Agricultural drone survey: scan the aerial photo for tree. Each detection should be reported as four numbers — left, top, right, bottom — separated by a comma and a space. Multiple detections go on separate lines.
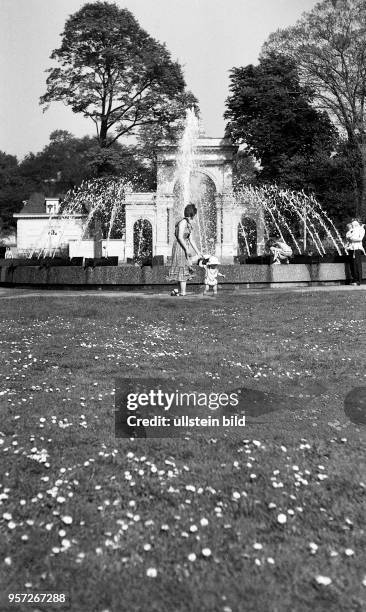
40, 2, 197, 149
0, 152, 27, 233
224, 53, 337, 185
262, 0, 366, 216
19, 130, 155, 195
19, 130, 97, 196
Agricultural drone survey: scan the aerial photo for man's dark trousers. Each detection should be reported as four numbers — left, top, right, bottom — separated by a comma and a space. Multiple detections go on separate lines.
350, 250, 363, 284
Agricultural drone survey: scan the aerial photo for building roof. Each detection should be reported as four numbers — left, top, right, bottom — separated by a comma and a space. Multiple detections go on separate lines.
18, 192, 46, 214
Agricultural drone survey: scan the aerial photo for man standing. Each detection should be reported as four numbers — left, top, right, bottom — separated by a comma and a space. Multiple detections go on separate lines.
346, 219, 365, 285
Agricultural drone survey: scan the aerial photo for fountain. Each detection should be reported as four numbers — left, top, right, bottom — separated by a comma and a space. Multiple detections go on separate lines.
3, 108, 361, 288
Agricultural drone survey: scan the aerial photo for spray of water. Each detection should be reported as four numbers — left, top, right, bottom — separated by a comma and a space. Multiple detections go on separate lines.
35, 178, 131, 258
173, 108, 218, 255
235, 184, 346, 256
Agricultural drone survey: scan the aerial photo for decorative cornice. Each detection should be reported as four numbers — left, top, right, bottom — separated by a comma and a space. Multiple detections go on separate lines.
13, 214, 87, 219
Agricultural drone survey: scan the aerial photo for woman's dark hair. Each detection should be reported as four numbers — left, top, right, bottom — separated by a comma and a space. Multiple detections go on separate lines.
184, 204, 197, 219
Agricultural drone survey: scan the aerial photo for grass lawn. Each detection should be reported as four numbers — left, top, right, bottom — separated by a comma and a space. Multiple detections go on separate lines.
0, 289, 365, 612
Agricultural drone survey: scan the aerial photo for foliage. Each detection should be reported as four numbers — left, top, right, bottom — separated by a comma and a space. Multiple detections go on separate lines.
0, 151, 26, 233
224, 52, 356, 227
19, 131, 155, 193
19, 131, 97, 196
262, 0, 366, 215
225, 53, 337, 173
40, 2, 197, 149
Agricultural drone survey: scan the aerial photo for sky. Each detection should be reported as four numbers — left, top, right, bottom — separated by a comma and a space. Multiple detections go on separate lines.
0, 0, 319, 160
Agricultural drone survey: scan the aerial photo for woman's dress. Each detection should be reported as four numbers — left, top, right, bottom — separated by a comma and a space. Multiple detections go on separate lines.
168, 218, 195, 282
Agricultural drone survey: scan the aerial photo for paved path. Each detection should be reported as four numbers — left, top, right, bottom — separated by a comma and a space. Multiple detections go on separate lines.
0, 285, 366, 300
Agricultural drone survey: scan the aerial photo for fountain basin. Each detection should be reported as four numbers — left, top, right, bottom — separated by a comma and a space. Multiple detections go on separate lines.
1, 260, 364, 289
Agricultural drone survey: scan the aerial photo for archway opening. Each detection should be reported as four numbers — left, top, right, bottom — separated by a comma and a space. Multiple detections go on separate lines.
238, 216, 257, 256
133, 219, 152, 264
173, 172, 217, 255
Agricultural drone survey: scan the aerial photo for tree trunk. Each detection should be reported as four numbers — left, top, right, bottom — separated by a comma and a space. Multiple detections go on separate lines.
99, 118, 108, 148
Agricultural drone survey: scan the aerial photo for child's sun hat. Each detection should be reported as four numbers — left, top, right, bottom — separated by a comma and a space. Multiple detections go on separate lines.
207, 255, 219, 265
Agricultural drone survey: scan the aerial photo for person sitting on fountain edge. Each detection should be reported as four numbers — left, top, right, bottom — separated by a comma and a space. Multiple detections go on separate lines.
268, 237, 293, 265
199, 255, 225, 296
345, 218, 365, 286
168, 204, 203, 296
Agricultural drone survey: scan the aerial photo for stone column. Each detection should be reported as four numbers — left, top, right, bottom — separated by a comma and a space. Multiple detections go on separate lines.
155, 195, 174, 260
256, 211, 266, 255
214, 194, 222, 258
221, 192, 235, 262
124, 204, 134, 260
93, 217, 103, 259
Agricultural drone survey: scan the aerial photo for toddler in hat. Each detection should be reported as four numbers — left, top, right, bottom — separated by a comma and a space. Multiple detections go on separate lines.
199, 255, 225, 296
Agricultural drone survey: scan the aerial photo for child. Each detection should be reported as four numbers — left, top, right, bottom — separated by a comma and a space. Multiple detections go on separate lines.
4, 247, 13, 259
199, 255, 225, 296
268, 238, 293, 264
345, 220, 366, 254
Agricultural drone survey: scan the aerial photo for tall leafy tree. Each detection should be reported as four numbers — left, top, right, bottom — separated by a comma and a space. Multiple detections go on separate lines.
40, 2, 196, 149
262, 0, 366, 216
224, 53, 337, 184
0, 152, 26, 233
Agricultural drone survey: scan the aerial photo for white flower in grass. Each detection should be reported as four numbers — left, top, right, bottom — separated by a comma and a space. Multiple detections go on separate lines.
200, 518, 209, 527
253, 543, 263, 550
315, 575, 332, 586
309, 542, 318, 554
202, 548, 211, 557
143, 544, 151, 552
61, 515, 72, 525
277, 513, 287, 525
362, 576, 366, 587
61, 539, 71, 550
3, 512, 12, 521
4, 557, 12, 566
8, 521, 16, 530
146, 567, 157, 578
188, 553, 197, 562
345, 548, 354, 556
189, 525, 198, 533
232, 491, 241, 500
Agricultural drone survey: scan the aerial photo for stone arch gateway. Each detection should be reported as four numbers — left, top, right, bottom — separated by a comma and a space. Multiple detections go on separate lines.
123, 136, 264, 263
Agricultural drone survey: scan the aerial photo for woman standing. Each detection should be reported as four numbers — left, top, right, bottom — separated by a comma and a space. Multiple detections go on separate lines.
168, 204, 202, 296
